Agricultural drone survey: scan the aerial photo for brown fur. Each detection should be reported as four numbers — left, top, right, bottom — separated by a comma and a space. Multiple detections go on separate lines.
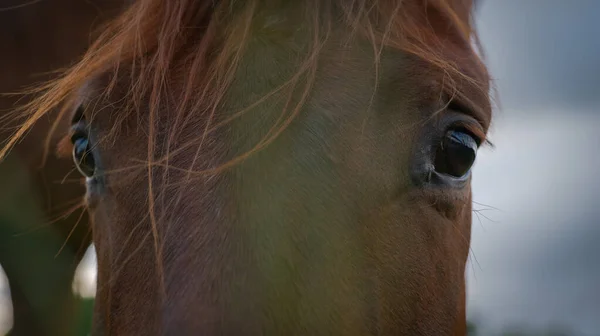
1, 0, 492, 335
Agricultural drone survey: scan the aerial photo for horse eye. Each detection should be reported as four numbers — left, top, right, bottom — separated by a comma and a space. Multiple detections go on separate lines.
71, 131, 96, 178
434, 130, 479, 178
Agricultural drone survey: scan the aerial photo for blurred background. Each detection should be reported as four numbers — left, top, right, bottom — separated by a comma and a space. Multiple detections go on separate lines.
468, 1, 600, 335
0, 0, 598, 335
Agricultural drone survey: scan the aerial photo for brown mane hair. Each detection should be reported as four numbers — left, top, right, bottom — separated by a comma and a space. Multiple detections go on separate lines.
0, 0, 488, 162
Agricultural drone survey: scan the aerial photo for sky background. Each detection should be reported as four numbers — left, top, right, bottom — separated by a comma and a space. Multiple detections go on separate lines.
1, 0, 600, 334
468, 0, 600, 334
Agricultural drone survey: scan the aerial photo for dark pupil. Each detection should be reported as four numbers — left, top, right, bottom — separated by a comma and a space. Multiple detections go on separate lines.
434, 130, 478, 178
73, 136, 95, 177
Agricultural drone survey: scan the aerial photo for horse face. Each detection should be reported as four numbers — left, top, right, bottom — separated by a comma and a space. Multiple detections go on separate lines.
68, 3, 491, 335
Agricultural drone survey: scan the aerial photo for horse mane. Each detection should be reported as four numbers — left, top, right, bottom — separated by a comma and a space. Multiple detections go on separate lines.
0, 0, 488, 161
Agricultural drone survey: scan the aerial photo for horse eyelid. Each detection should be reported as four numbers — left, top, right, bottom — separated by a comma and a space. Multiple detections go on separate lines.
445, 98, 489, 145
449, 121, 487, 147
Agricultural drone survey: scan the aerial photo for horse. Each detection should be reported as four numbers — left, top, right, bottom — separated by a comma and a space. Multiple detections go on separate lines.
1, 0, 493, 334
0, 1, 122, 334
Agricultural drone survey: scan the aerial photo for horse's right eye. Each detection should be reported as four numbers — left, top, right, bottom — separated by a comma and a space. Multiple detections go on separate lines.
71, 131, 96, 178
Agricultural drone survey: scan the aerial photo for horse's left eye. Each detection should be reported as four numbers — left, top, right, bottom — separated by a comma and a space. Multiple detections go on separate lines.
434, 130, 479, 178
71, 131, 96, 178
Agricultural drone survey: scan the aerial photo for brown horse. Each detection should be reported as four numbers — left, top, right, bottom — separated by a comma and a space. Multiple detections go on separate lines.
2, 0, 493, 334
0, 1, 122, 334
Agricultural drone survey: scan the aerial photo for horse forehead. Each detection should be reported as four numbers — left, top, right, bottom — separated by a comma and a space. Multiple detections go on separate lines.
78, 0, 490, 127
